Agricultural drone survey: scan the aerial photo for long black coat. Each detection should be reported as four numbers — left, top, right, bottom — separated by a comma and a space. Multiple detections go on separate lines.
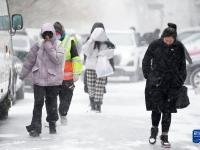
142, 39, 187, 113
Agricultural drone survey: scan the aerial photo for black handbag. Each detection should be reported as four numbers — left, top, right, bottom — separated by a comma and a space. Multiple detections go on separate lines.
176, 86, 190, 109
162, 55, 189, 109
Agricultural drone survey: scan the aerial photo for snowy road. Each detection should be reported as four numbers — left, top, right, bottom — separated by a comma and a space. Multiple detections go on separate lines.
0, 81, 200, 150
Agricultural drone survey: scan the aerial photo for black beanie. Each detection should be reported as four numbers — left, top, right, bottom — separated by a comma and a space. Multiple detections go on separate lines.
54, 21, 64, 34
161, 23, 177, 39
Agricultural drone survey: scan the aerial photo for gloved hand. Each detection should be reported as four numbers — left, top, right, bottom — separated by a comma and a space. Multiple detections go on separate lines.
51, 35, 57, 43
90, 28, 107, 41
43, 41, 53, 50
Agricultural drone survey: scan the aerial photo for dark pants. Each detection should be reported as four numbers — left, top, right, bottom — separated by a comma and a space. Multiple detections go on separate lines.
29, 85, 59, 133
58, 80, 75, 116
151, 111, 171, 133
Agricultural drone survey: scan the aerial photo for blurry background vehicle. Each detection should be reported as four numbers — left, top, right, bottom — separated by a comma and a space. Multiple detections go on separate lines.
178, 27, 200, 41
12, 30, 33, 87
12, 30, 33, 62
0, 0, 23, 119
179, 27, 200, 89
182, 33, 200, 59
186, 58, 200, 88
107, 30, 146, 82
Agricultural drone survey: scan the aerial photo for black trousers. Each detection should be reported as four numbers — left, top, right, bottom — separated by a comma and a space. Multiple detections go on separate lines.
58, 80, 75, 116
30, 85, 59, 133
151, 111, 171, 133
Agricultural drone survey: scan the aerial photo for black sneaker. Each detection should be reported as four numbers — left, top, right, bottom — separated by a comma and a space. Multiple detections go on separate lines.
160, 135, 171, 148
149, 127, 158, 144
49, 122, 56, 134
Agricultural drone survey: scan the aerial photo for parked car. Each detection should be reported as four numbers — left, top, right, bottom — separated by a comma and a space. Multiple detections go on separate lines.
178, 27, 200, 41
182, 33, 200, 59
182, 32, 200, 88
107, 31, 146, 81
13, 31, 33, 61
12, 31, 34, 86
186, 58, 200, 88
0, 0, 23, 119
178, 28, 200, 88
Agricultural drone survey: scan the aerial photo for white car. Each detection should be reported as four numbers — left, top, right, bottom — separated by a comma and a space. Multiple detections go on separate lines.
12, 33, 33, 87
178, 27, 200, 41
182, 33, 200, 59
107, 30, 147, 81
0, 0, 23, 119
13, 33, 32, 62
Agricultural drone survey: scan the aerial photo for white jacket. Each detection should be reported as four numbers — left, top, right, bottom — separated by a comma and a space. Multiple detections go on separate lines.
82, 28, 114, 70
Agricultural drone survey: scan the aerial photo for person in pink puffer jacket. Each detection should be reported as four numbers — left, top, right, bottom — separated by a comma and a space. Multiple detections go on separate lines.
20, 23, 65, 137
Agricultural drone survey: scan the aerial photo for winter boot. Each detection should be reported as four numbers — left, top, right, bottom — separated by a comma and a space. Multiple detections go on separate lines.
26, 125, 40, 137
29, 130, 40, 137
149, 127, 159, 144
160, 135, 171, 148
94, 102, 101, 113
90, 97, 95, 111
60, 115, 67, 125
49, 122, 56, 134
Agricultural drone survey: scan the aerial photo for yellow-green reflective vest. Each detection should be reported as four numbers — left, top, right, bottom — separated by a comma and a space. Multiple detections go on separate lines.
61, 35, 82, 80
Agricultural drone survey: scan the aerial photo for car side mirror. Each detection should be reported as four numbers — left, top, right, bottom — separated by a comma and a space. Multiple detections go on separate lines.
12, 14, 23, 31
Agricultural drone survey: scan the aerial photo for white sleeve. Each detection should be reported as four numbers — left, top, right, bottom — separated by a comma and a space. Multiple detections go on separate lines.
82, 38, 94, 56
98, 49, 114, 59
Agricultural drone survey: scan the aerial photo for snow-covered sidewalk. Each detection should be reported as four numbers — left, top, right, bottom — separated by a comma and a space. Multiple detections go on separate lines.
0, 81, 199, 150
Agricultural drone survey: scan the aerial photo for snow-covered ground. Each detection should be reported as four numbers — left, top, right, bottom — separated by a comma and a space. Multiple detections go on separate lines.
0, 81, 199, 150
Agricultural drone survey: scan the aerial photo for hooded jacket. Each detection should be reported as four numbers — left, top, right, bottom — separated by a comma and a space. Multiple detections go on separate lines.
20, 23, 65, 86
82, 28, 114, 70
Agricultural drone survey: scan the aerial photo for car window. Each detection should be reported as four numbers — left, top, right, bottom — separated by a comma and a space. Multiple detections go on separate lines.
107, 33, 135, 46
0, 0, 9, 31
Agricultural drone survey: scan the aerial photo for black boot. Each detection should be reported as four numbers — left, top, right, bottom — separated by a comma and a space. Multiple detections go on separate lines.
49, 122, 56, 134
160, 135, 171, 148
90, 97, 95, 111
94, 102, 101, 113
149, 127, 158, 144
26, 125, 40, 137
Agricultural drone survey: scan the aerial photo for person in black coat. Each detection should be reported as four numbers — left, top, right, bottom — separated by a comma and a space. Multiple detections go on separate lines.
142, 23, 187, 148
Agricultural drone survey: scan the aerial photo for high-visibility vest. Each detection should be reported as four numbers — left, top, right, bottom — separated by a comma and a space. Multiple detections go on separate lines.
62, 35, 83, 80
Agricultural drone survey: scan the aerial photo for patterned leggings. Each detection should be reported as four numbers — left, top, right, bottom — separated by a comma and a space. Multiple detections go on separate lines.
86, 69, 107, 103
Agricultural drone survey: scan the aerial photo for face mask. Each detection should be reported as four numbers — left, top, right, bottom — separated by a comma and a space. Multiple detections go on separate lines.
56, 34, 61, 40
56, 32, 61, 40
